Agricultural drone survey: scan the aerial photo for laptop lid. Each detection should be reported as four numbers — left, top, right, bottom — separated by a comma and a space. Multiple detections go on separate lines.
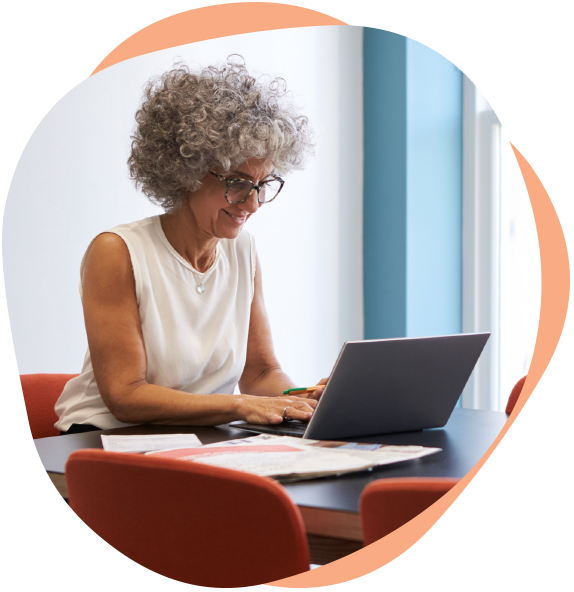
232, 333, 490, 440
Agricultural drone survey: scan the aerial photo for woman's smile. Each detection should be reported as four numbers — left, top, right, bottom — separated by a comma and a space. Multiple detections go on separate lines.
222, 209, 249, 224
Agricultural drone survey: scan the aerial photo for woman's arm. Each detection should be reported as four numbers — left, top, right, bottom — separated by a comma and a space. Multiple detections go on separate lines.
238, 253, 326, 401
82, 234, 315, 426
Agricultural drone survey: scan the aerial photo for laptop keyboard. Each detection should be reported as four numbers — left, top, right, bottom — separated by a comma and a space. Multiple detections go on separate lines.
231, 420, 308, 437
279, 420, 307, 434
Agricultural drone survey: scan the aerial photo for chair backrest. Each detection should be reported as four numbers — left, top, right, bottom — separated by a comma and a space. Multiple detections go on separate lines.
360, 477, 458, 546
20, 373, 78, 438
506, 376, 527, 414
66, 449, 310, 587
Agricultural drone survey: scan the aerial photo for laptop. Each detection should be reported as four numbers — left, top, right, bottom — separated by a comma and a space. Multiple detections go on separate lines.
231, 333, 490, 440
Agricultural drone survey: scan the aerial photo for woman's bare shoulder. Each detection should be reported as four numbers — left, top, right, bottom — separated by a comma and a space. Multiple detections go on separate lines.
81, 232, 134, 291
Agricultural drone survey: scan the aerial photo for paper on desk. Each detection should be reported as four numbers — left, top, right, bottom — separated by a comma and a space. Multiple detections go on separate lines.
147, 440, 372, 477
101, 433, 202, 453
193, 450, 373, 478
146, 434, 441, 482
147, 443, 302, 460
217, 434, 441, 466
278, 436, 441, 467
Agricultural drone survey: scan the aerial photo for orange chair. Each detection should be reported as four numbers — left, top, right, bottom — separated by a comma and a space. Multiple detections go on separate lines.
20, 373, 78, 439
506, 376, 527, 414
66, 449, 310, 587
360, 478, 459, 546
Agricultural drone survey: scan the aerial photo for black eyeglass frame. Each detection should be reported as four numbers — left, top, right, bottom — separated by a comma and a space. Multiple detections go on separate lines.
209, 171, 285, 204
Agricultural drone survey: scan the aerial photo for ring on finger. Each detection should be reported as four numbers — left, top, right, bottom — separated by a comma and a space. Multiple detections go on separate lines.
282, 406, 289, 420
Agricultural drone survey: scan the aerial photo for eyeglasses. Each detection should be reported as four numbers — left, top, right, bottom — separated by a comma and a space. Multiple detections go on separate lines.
209, 171, 285, 204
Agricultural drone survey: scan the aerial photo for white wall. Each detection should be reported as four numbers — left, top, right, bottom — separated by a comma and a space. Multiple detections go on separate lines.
3, 26, 363, 387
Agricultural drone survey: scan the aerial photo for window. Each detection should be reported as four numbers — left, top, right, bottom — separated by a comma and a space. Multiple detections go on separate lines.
462, 77, 539, 410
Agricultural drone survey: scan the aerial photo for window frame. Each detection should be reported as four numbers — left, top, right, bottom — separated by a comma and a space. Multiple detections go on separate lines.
461, 75, 501, 410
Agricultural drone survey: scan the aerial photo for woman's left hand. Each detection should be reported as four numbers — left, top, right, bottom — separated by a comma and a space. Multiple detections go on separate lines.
301, 377, 328, 400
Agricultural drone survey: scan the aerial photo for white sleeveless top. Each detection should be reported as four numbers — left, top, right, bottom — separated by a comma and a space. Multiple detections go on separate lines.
54, 215, 256, 431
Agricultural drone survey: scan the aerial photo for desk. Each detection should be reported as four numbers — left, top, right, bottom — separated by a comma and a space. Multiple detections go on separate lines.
35, 408, 507, 564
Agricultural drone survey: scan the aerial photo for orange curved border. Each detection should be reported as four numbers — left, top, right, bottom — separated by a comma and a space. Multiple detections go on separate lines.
86, 4, 570, 588
91, 3, 345, 75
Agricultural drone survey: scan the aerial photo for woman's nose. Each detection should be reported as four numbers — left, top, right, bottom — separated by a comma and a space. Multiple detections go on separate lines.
239, 189, 261, 214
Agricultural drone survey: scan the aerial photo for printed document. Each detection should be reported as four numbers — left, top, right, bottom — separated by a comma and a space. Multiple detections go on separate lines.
101, 433, 202, 453
146, 434, 441, 482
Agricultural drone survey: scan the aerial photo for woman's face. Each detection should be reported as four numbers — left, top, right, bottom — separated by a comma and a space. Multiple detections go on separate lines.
184, 159, 272, 240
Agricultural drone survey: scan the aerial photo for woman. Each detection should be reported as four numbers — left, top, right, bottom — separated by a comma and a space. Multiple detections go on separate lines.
54, 58, 324, 434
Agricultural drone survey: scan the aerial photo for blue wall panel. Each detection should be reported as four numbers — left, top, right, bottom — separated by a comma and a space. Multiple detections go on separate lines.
406, 39, 463, 337
363, 29, 408, 339
363, 29, 463, 339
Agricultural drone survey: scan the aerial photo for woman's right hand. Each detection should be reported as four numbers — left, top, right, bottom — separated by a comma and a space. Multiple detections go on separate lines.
236, 395, 318, 425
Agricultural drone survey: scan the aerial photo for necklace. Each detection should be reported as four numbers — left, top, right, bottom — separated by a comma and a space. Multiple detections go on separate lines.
164, 216, 218, 295
194, 266, 215, 295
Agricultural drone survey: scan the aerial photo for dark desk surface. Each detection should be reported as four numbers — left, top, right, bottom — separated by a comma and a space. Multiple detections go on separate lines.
36, 408, 507, 514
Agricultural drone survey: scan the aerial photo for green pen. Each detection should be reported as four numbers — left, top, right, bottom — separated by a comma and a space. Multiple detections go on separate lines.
283, 386, 321, 395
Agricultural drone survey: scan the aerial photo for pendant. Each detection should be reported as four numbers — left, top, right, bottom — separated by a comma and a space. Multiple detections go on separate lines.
197, 284, 205, 295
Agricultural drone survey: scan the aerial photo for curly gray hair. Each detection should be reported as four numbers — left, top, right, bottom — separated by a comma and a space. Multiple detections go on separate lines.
128, 56, 316, 212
